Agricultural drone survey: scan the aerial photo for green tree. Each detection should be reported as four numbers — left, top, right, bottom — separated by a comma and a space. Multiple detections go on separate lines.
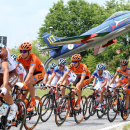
85, 54, 97, 73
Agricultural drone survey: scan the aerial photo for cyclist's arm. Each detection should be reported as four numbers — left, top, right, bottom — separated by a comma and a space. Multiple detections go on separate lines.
124, 75, 130, 88
93, 77, 97, 86
101, 79, 107, 89
47, 72, 56, 85
43, 74, 49, 84
19, 75, 24, 83
2, 61, 9, 89
60, 71, 70, 83
109, 73, 118, 86
24, 66, 35, 84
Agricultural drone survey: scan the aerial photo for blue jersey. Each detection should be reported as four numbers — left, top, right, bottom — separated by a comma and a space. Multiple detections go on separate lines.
54, 66, 68, 77
92, 70, 108, 82
46, 68, 52, 75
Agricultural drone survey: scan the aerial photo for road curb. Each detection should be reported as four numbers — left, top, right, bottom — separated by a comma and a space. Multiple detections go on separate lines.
116, 121, 130, 130
100, 121, 130, 130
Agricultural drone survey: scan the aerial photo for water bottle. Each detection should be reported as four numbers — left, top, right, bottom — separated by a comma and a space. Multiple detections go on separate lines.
2, 103, 9, 116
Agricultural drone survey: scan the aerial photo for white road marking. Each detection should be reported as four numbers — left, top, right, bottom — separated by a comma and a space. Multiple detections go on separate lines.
100, 121, 130, 130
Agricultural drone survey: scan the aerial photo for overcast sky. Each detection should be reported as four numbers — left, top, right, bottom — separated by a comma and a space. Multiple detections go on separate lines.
0, 0, 120, 49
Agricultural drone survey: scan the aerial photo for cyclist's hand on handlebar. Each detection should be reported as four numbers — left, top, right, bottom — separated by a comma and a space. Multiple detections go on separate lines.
46, 84, 51, 88
90, 85, 94, 89
122, 87, 126, 92
57, 81, 62, 87
40, 83, 46, 90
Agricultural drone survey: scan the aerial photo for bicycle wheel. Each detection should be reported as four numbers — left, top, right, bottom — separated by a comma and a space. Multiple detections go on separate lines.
88, 95, 96, 116
40, 94, 53, 122
24, 96, 42, 130
97, 96, 107, 119
12, 99, 26, 130
104, 95, 112, 115
55, 95, 70, 126
107, 95, 118, 122
84, 96, 91, 120
74, 96, 87, 124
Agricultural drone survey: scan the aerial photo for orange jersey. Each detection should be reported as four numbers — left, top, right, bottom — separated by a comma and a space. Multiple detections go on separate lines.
67, 63, 90, 77
116, 67, 130, 78
16, 54, 44, 73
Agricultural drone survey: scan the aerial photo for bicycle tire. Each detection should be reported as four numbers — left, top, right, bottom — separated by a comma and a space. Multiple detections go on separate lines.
24, 96, 42, 130
40, 94, 53, 122
88, 95, 96, 116
107, 95, 118, 122
14, 99, 26, 130
84, 95, 92, 120
97, 96, 107, 119
55, 95, 70, 126
74, 96, 87, 124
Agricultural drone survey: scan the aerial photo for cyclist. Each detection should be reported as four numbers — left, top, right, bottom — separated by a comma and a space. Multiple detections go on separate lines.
10, 54, 27, 83
59, 54, 91, 111
102, 63, 111, 88
47, 58, 76, 99
16, 42, 45, 111
0, 44, 19, 121
43, 62, 57, 85
109, 59, 130, 119
91, 63, 108, 110
109, 73, 118, 95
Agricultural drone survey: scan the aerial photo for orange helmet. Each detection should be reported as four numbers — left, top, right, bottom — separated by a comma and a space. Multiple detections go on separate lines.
19, 42, 32, 50
71, 54, 81, 61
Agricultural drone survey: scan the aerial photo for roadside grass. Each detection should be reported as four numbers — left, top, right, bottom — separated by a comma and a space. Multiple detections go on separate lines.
123, 124, 130, 130
35, 88, 92, 98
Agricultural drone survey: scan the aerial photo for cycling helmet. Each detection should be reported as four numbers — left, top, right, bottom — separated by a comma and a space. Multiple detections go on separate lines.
120, 59, 128, 66
49, 62, 57, 69
71, 54, 81, 61
19, 42, 32, 50
110, 73, 115, 78
96, 63, 104, 71
57, 58, 67, 66
10, 54, 17, 61
102, 63, 106, 69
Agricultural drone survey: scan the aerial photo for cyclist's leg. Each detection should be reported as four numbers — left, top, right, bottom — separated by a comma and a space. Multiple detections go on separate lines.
52, 76, 60, 98
27, 70, 45, 111
60, 76, 69, 97
75, 75, 91, 110
2, 69, 19, 120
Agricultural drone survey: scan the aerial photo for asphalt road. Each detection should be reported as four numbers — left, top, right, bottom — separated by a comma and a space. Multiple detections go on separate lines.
11, 111, 130, 130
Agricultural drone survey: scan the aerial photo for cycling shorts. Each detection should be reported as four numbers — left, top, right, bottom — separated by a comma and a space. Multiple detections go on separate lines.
73, 73, 91, 87
33, 69, 45, 84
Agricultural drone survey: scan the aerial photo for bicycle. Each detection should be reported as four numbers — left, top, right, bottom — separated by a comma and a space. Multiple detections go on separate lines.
13, 82, 42, 130
40, 85, 61, 122
86, 87, 108, 119
107, 87, 130, 122
55, 85, 87, 126
0, 82, 26, 130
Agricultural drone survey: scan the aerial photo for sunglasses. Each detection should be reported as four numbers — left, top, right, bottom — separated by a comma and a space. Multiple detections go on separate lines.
20, 50, 27, 53
121, 65, 127, 68
72, 61, 77, 64
58, 65, 64, 67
